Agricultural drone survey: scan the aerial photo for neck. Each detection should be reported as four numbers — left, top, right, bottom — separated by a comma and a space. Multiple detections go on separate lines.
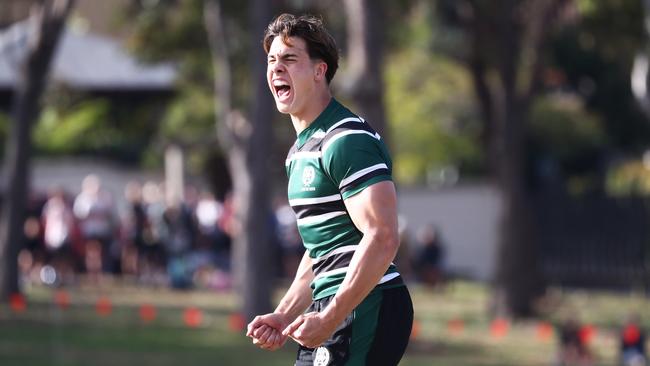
290, 88, 332, 135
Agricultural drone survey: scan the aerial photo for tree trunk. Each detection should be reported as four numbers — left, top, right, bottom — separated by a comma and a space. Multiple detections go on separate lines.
0, 0, 74, 300
342, 0, 390, 147
456, 0, 571, 318
204, 0, 273, 322
490, 8, 542, 316
492, 103, 543, 317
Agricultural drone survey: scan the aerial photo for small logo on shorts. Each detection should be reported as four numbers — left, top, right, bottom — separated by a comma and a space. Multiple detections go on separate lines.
314, 346, 331, 366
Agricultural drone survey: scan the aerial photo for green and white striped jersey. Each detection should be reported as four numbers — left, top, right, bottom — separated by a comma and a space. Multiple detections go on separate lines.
285, 98, 403, 300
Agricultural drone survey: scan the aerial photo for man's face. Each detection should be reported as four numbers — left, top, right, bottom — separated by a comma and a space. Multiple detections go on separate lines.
267, 36, 323, 116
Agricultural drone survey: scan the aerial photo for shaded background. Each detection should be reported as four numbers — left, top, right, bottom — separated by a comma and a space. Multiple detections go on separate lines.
0, 0, 649, 365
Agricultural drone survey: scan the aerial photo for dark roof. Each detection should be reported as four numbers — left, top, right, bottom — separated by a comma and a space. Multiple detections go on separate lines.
0, 20, 176, 91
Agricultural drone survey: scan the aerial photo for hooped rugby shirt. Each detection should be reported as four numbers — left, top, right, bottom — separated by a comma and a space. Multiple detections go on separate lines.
285, 98, 404, 300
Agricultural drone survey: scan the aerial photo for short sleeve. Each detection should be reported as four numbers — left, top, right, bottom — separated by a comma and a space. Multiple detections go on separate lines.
322, 132, 392, 200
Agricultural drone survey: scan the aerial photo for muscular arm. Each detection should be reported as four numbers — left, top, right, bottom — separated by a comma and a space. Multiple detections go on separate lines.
283, 181, 400, 347
320, 181, 399, 328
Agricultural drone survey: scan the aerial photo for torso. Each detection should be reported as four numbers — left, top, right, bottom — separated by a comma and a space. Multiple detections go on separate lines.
285, 98, 403, 299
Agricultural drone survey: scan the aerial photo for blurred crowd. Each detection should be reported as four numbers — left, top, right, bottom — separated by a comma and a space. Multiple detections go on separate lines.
19, 174, 235, 289
17, 174, 447, 291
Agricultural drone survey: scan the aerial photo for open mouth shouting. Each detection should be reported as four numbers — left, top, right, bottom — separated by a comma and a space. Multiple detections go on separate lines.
273, 79, 292, 103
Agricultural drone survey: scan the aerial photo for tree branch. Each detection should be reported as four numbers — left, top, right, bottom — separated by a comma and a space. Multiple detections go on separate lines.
203, 0, 238, 149
463, 1, 495, 159
522, 0, 572, 101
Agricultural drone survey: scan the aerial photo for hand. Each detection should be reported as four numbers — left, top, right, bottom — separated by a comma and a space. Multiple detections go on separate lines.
282, 312, 337, 349
250, 324, 286, 350
246, 313, 289, 351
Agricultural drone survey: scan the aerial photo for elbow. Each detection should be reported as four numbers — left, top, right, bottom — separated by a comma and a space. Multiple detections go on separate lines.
370, 226, 400, 259
385, 228, 400, 253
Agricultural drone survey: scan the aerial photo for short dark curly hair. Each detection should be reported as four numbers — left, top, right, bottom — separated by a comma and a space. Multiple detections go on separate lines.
263, 14, 339, 84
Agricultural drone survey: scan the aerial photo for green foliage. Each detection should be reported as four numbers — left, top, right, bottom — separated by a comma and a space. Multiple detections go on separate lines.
30, 93, 162, 163
0, 111, 7, 132
432, 0, 650, 194
576, 0, 598, 14
551, 0, 650, 153
384, 0, 434, 52
529, 94, 606, 162
579, 0, 645, 63
123, 0, 250, 106
606, 160, 650, 196
160, 86, 215, 143
119, 0, 256, 172
527, 94, 609, 194
538, 0, 650, 194
385, 4, 481, 185
122, 0, 216, 156
125, 0, 211, 66
33, 99, 112, 153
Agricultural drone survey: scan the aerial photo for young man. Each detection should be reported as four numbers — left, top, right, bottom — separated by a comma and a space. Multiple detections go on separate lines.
246, 14, 413, 366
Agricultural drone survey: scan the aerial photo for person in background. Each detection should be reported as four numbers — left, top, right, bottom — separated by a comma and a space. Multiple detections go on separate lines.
73, 174, 117, 280
556, 313, 593, 366
41, 188, 77, 284
620, 313, 647, 366
412, 223, 445, 288
162, 191, 196, 289
121, 181, 148, 278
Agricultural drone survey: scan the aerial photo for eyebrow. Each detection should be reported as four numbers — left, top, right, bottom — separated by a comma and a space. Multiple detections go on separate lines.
268, 52, 300, 61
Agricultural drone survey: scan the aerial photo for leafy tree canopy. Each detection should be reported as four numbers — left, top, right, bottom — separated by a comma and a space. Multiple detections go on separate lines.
385, 2, 482, 185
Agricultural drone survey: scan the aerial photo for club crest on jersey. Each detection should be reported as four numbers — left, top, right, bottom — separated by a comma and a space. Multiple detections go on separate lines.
302, 166, 316, 191
314, 346, 331, 366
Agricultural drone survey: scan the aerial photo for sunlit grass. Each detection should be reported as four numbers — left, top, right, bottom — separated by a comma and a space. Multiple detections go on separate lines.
0, 280, 647, 366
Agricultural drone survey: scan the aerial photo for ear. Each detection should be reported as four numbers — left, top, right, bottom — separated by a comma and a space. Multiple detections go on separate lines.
314, 61, 328, 82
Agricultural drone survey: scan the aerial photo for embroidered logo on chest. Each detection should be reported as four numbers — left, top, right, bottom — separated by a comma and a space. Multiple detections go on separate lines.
314, 346, 331, 366
302, 166, 316, 191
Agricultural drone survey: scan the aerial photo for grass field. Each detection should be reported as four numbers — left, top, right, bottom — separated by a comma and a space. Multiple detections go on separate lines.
0, 280, 648, 366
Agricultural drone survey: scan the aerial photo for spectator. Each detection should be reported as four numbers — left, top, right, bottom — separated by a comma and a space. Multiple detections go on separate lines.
121, 181, 148, 277
620, 313, 647, 366
195, 191, 222, 247
139, 181, 168, 285
412, 223, 445, 287
73, 174, 117, 279
41, 188, 77, 284
556, 315, 593, 366
162, 195, 196, 289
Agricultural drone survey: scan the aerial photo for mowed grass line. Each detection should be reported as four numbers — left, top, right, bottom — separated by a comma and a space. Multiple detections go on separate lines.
0, 281, 647, 366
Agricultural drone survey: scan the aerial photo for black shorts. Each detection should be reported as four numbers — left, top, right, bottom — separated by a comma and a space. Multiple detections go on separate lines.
295, 285, 413, 366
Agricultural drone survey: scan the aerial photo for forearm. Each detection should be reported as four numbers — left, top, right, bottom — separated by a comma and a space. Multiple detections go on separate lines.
320, 231, 398, 326
274, 251, 314, 322
279, 182, 401, 349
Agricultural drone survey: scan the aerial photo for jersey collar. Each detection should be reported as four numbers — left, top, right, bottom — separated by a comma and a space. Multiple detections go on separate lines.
296, 98, 341, 149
